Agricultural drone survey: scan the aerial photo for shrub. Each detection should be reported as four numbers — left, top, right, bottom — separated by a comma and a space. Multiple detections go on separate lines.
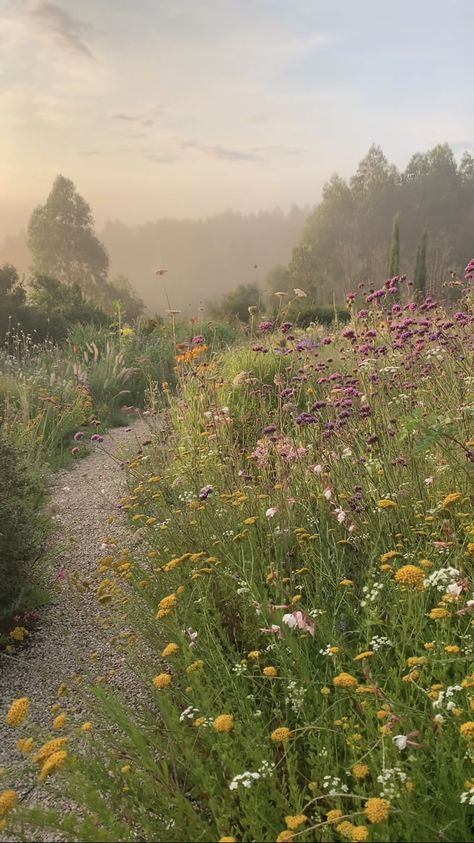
0, 432, 47, 625
288, 303, 351, 326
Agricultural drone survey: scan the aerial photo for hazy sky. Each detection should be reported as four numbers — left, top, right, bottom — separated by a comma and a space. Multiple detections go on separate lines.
0, 0, 473, 235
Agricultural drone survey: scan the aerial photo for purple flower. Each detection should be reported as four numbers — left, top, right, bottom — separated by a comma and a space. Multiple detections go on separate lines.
74, 431, 84, 441
259, 320, 274, 334
263, 424, 277, 434
199, 484, 214, 501
295, 412, 317, 426
91, 434, 104, 443
192, 335, 205, 345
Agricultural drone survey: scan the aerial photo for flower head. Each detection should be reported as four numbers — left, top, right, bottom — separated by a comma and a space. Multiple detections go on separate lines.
394, 565, 424, 589
153, 673, 172, 689
213, 714, 234, 733
271, 726, 292, 742
5, 697, 29, 727
365, 797, 390, 823
0, 789, 17, 818
39, 750, 68, 782
333, 672, 358, 688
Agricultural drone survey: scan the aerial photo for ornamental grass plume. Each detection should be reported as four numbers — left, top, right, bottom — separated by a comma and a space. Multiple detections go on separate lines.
5, 697, 29, 727
39, 749, 68, 782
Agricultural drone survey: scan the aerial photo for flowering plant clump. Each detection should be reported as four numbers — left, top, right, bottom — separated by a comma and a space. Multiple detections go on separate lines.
3, 277, 474, 842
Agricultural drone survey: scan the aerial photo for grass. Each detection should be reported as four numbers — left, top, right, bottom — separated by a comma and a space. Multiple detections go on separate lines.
2, 280, 474, 842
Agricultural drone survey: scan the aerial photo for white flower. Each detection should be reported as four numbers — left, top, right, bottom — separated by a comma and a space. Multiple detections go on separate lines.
282, 613, 297, 629
266, 507, 278, 518
323, 487, 332, 500
293, 287, 307, 298
393, 734, 408, 751
313, 464, 323, 474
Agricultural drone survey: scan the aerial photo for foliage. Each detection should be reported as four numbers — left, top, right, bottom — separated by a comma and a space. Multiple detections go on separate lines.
414, 230, 428, 300
0, 432, 47, 627
388, 212, 400, 277
4, 272, 474, 842
28, 175, 109, 300
0, 264, 26, 336
287, 303, 351, 327
209, 282, 262, 322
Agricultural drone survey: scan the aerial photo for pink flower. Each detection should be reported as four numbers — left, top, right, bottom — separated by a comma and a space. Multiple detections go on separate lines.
259, 624, 282, 639
282, 611, 316, 637
266, 507, 278, 518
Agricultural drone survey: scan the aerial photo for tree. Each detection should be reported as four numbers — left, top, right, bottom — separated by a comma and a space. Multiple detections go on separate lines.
28, 176, 109, 299
102, 274, 145, 321
209, 283, 261, 322
388, 212, 400, 276
414, 230, 428, 299
0, 263, 26, 334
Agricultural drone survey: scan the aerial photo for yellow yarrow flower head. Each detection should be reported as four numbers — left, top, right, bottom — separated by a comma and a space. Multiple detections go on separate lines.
377, 499, 396, 509
213, 714, 234, 733
352, 763, 370, 779
429, 607, 450, 620
218, 838, 238, 842
326, 809, 343, 823
39, 750, 68, 782
336, 821, 354, 837
394, 565, 424, 589
441, 492, 462, 508
6, 697, 29, 727
186, 660, 204, 673
285, 814, 307, 829
52, 713, 68, 731
80, 722, 93, 732
351, 827, 369, 842
263, 666, 278, 677
161, 643, 179, 657
271, 726, 291, 742
153, 673, 172, 689
0, 789, 17, 818
333, 672, 358, 688
460, 721, 474, 740
16, 737, 35, 754
276, 832, 294, 843
365, 797, 390, 823
354, 651, 374, 661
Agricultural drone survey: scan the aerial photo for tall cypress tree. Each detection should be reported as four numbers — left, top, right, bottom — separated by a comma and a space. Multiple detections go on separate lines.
388, 212, 400, 276
414, 229, 428, 299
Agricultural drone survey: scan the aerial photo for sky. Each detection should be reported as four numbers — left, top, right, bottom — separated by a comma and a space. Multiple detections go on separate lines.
0, 0, 473, 236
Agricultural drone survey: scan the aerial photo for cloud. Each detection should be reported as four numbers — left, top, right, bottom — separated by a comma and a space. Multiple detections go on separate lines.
182, 141, 263, 162
28, 1, 95, 59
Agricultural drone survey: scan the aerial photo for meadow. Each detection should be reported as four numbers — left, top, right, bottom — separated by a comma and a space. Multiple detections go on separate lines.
1, 272, 474, 842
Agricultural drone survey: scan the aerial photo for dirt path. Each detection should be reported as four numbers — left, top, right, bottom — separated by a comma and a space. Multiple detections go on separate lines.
0, 419, 155, 805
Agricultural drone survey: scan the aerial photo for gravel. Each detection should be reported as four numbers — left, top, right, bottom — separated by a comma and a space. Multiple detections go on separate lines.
0, 419, 156, 836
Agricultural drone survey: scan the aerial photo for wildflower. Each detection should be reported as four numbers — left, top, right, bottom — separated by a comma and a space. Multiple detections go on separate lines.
34, 737, 69, 763
380, 550, 401, 562
429, 607, 450, 620
354, 651, 374, 661
460, 721, 474, 740
263, 666, 278, 677
0, 790, 17, 817
271, 726, 292, 742
121, 765, 131, 774
327, 809, 344, 823
394, 565, 424, 589
214, 714, 234, 733
365, 797, 390, 823
244, 516, 257, 525
282, 611, 315, 636
6, 697, 29, 727
161, 643, 179, 657
248, 650, 261, 661
351, 828, 369, 842
336, 821, 354, 837
219, 838, 238, 843
17, 738, 35, 753
276, 832, 294, 843
186, 660, 204, 673
352, 763, 370, 779
266, 507, 278, 518
153, 673, 172, 689
52, 713, 67, 731
445, 645, 460, 654
377, 499, 396, 509
39, 750, 68, 782
340, 579, 353, 587
321, 686, 331, 696
193, 717, 206, 727
285, 814, 307, 829
80, 722, 93, 732
441, 493, 462, 508
333, 672, 358, 688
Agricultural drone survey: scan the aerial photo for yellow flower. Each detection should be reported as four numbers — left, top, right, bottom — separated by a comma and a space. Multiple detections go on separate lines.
156, 593, 177, 620
80, 722, 93, 732
407, 656, 428, 667
340, 579, 354, 586
377, 499, 396, 509
394, 565, 424, 589
419, 559, 433, 569
248, 650, 261, 661
380, 550, 401, 562
213, 714, 234, 733
354, 651, 374, 661
57, 683, 68, 698
285, 814, 307, 829
218, 838, 238, 842
351, 827, 369, 842
460, 721, 474, 740
243, 517, 257, 525
0, 789, 17, 818
263, 666, 278, 677
271, 726, 292, 742
326, 809, 343, 823
39, 750, 68, 782
365, 797, 390, 823
121, 765, 132, 774
352, 763, 370, 779
153, 673, 172, 689
333, 672, 358, 688
321, 686, 331, 696
52, 713, 68, 731
193, 717, 206, 728
441, 493, 462, 508
445, 645, 460, 654
16, 738, 35, 754
336, 821, 354, 838
5, 697, 29, 727
186, 660, 204, 673
33, 737, 69, 764
429, 607, 450, 620
161, 643, 179, 658
9, 626, 28, 642
276, 832, 294, 842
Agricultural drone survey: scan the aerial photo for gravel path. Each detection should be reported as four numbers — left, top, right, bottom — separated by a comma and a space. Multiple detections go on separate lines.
0, 419, 156, 820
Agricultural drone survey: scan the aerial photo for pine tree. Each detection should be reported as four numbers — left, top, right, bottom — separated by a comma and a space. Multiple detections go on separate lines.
414, 230, 428, 300
389, 212, 400, 276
